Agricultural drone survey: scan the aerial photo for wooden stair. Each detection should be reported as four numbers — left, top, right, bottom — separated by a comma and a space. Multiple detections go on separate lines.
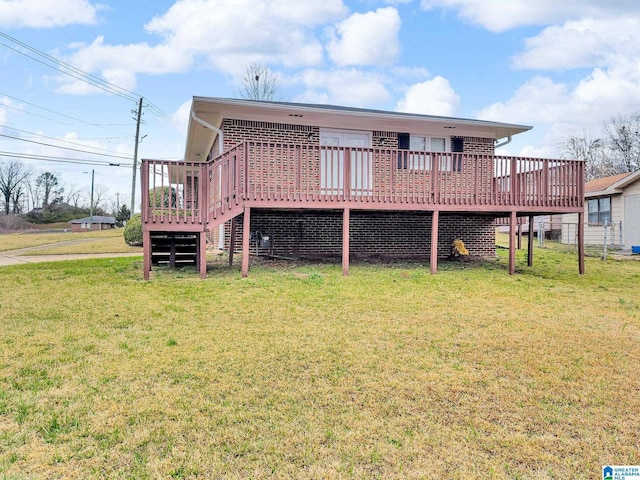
150, 233, 199, 268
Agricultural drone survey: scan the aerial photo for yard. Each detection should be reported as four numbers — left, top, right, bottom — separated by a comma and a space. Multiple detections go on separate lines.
0, 246, 639, 478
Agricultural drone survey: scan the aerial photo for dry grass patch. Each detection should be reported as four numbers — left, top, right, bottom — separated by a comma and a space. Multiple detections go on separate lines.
0, 248, 639, 478
0, 229, 140, 254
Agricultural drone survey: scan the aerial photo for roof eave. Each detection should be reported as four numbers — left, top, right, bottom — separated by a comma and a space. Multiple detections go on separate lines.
186, 97, 533, 162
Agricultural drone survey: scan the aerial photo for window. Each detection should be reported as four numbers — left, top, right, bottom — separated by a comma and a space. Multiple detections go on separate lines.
397, 134, 451, 170
408, 136, 429, 170
587, 197, 611, 225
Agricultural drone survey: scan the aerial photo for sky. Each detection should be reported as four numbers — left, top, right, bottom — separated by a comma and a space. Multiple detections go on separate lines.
2, 0, 640, 211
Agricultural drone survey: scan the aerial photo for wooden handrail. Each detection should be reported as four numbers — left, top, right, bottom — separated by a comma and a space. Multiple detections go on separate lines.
142, 144, 584, 227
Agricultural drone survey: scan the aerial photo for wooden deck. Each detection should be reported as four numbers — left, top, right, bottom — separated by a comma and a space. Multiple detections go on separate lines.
141, 142, 585, 278
143, 142, 584, 229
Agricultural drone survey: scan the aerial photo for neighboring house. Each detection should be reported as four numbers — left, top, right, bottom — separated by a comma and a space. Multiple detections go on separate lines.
141, 97, 585, 278
557, 170, 640, 249
69, 215, 116, 232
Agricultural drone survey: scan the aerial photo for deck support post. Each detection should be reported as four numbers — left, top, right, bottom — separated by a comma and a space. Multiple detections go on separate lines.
508, 211, 517, 275
430, 210, 439, 275
169, 237, 176, 268
527, 215, 534, 267
228, 217, 237, 267
342, 208, 350, 276
242, 208, 251, 278
578, 211, 585, 274
198, 231, 207, 279
517, 219, 522, 250
143, 230, 151, 280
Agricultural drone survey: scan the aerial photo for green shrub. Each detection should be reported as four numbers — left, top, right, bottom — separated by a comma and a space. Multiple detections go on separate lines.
123, 214, 142, 246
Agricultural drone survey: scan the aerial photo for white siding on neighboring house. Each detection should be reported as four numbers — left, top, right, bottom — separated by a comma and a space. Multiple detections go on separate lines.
622, 180, 640, 248
558, 172, 640, 249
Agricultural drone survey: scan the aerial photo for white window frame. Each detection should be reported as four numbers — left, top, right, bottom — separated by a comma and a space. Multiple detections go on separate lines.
406, 135, 450, 171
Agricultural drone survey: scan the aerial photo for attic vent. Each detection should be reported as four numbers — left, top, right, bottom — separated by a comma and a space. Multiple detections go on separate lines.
288, 113, 304, 117
443, 126, 456, 129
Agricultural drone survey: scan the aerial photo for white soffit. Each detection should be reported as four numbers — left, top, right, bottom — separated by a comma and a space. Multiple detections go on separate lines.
186, 97, 532, 162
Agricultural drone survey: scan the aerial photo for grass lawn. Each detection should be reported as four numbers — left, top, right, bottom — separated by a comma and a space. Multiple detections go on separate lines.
0, 229, 141, 255
0, 247, 639, 479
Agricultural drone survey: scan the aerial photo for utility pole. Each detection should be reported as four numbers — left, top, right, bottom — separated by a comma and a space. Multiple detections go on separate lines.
89, 169, 95, 231
130, 96, 143, 216
115, 192, 120, 210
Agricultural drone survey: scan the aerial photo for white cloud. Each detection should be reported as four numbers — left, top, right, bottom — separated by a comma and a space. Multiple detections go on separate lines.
55, 0, 350, 94
478, 76, 570, 125
145, 0, 348, 71
0, 0, 102, 28
295, 69, 391, 107
511, 144, 557, 159
477, 68, 640, 131
171, 100, 193, 133
419, 0, 640, 32
326, 7, 401, 66
395, 76, 460, 116
513, 17, 640, 71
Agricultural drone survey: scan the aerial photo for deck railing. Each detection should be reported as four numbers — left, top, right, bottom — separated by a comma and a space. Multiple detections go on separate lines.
143, 142, 584, 227
141, 160, 208, 228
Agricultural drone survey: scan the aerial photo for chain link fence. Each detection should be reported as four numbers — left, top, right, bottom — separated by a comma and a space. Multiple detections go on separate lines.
536, 219, 623, 258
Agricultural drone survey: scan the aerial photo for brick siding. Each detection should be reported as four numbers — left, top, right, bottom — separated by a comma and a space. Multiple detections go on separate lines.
217, 210, 496, 260
206, 120, 498, 260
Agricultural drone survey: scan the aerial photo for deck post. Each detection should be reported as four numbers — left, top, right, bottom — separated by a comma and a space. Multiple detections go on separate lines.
228, 217, 237, 267
342, 208, 350, 276
242, 208, 251, 278
527, 215, 534, 267
517, 219, 522, 250
578, 210, 585, 274
509, 211, 517, 275
169, 237, 176, 268
198, 231, 207, 279
143, 230, 151, 280
430, 210, 439, 275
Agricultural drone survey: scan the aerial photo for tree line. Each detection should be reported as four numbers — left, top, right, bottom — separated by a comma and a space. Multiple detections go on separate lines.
0, 158, 129, 224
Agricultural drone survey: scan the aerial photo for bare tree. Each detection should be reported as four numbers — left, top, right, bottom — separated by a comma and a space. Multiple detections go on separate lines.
561, 110, 640, 180
240, 63, 281, 101
560, 133, 611, 181
10, 182, 26, 214
604, 111, 640, 173
0, 159, 30, 215
26, 172, 42, 211
65, 184, 82, 208
36, 172, 64, 209
91, 184, 109, 212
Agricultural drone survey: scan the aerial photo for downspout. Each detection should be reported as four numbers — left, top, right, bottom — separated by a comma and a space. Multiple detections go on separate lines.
494, 135, 512, 150
190, 110, 226, 250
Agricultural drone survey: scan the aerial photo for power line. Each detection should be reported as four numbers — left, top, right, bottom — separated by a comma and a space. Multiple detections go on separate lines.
0, 32, 140, 102
0, 33, 172, 122
2, 96, 132, 137
0, 133, 132, 160
0, 92, 135, 137
0, 124, 133, 157
0, 151, 132, 167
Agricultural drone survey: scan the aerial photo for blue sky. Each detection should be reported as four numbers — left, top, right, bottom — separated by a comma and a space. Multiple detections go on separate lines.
2, 0, 640, 210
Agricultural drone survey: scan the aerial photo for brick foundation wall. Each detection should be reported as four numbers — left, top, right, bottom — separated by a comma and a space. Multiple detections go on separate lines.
219, 210, 496, 259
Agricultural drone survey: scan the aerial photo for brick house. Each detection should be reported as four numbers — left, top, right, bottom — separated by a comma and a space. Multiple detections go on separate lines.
141, 97, 585, 278
69, 215, 116, 232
